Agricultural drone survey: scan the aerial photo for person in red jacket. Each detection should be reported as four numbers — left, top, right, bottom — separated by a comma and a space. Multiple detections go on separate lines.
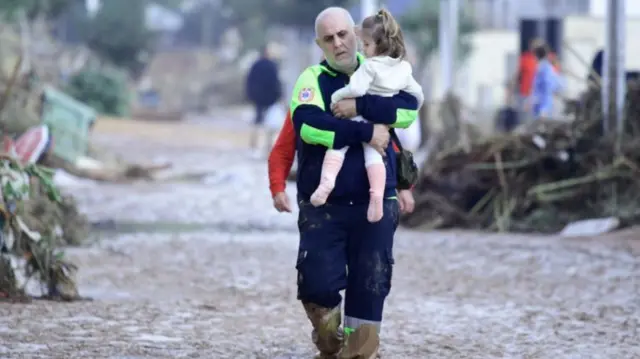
268, 110, 296, 212
268, 110, 415, 213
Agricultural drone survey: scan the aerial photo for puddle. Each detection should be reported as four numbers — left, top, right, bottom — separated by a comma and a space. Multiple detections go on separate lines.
91, 220, 296, 234
152, 170, 241, 185
79, 287, 134, 300
156, 172, 211, 183
134, 334, 183, 342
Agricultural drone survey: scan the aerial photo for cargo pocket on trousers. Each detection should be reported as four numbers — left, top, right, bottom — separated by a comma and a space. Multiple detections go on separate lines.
297, 202, 321, 233
297, 211, 308, 232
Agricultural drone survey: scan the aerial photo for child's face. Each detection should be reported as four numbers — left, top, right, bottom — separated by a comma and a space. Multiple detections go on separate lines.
359, 33, 377, 58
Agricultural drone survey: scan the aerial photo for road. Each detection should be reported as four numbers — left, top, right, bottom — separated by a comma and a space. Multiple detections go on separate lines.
1, 118, 639, 358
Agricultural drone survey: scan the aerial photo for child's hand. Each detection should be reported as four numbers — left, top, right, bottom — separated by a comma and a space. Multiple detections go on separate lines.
330, 102, 345, 119
331, 99, 357, 119
330, 98, 344, 117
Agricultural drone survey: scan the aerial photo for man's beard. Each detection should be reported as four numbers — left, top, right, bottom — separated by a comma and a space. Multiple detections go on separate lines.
330, 52, 357, 74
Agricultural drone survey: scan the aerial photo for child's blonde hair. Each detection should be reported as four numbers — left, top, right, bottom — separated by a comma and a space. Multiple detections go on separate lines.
361, 8, 406, 60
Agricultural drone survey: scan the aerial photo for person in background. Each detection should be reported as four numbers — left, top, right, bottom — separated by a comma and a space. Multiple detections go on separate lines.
268, 110, 296, 212
589, 49, 604, 85
527, 44, 562, 120
507, 38, 559, 118
245, 45, 282, 155
267, 110, 415, 214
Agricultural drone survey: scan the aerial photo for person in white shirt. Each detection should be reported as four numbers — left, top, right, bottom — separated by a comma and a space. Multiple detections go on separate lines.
309, 8, 424, 223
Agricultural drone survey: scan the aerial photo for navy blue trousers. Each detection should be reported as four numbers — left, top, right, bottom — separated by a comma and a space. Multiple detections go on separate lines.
295, 198, 399, 328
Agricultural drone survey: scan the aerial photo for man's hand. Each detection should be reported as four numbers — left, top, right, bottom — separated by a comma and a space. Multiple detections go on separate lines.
273, 192, 292, 213
398, 189, 415, 214
331, 99, 357, 119
369, 124, 390, 156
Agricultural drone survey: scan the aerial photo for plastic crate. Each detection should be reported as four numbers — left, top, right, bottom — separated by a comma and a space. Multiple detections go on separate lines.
41, 86, 97, 163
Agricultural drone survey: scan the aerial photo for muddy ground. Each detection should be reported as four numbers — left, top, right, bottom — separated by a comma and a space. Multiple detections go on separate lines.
1, 118, 639, 359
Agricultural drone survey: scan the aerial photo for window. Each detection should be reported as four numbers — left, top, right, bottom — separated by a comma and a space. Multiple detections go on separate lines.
569, 0, 591, 14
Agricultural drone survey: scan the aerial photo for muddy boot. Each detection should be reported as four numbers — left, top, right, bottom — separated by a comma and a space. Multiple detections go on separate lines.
303, 303, 343, 358
339, 324, 379, 359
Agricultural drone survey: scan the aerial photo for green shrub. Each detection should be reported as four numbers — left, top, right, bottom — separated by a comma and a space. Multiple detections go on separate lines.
65, 69, 130, 117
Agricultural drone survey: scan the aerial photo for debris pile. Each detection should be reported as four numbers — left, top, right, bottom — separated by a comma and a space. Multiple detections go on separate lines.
0, 153, 82, 302
21, 188, 90, 247
402, 82, 640, 233
0, 24, 167, 301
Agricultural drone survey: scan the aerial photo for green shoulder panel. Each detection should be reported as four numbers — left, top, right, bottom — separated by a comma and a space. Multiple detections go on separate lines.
289, 65, 337, 148
289, 65, 326, 114
394, 109, 418, 129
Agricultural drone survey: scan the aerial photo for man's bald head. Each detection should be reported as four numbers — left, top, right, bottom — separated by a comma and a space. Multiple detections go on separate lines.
315, 7, 355, 38
314, 7, 358, 73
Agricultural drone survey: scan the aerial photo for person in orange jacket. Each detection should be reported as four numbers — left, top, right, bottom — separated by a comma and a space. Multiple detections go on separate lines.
268, 110, 415, 214
507, 38, 560, 110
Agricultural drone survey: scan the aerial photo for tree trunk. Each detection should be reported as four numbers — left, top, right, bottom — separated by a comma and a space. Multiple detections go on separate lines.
18, 9, 31, 75
416, 59, 432, 149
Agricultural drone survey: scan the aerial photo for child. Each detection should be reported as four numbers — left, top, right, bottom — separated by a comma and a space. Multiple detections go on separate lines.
268, 109, 416, 214
310, 8, 424, 223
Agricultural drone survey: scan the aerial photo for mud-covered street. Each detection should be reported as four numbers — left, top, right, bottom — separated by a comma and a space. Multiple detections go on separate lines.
1, 120, 639, 359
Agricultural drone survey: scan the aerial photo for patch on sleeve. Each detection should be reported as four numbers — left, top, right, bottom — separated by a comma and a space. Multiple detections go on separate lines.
298, 87, 315, 102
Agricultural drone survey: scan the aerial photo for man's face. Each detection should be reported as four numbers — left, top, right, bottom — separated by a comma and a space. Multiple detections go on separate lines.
315, 14, 357, 71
